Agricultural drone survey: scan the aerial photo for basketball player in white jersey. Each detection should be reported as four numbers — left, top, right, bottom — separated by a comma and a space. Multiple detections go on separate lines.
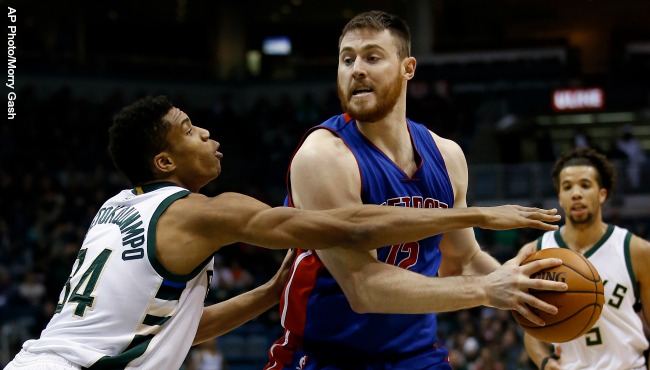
521, 147, 650, 370
5, 95, 566, 370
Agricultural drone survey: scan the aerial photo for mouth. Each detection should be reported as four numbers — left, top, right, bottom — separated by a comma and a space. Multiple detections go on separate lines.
571, 204, 586, 211
352, 87, 373, 96
213, 142, 223, 159
570, 204, 587, 216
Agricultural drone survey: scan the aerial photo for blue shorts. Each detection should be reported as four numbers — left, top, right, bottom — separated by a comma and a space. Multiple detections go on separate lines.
265, 343, 451, 370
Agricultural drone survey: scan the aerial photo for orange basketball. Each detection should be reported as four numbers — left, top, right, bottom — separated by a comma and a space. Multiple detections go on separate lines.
512, 248, 604, 343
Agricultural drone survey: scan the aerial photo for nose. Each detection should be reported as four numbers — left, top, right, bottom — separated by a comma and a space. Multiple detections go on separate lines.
570, 185, 583, 199
199, 127, 210, 140
352, 58, 366, 78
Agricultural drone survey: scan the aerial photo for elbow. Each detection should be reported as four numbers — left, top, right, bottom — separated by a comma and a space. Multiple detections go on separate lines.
346, 290, 372, 314
338, 275, 374, 314
349, 299, 374, 314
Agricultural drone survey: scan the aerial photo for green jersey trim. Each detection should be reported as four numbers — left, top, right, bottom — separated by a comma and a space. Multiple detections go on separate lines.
623, 231, 639, 302
145, 189, 214, 283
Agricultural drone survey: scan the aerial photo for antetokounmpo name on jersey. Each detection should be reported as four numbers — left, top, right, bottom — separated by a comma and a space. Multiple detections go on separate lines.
382, 196, 448, 209
89, 205, 145, 260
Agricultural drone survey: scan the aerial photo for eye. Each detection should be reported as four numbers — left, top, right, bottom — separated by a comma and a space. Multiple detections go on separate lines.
366, 55, 380, 62
342, 56, 354, 66
186, 128, 193, 135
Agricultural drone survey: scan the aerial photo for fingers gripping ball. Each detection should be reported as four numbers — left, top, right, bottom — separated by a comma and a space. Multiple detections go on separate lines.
512, 248, 604, 343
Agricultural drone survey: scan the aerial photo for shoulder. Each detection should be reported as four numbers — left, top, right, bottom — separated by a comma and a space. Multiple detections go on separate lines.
428, 130, 468, 198
630, 233, 650, 276
292, 128, 356, 172
290, 128, 362, 207
162, 192, 258, 227
429, 130, 467, 172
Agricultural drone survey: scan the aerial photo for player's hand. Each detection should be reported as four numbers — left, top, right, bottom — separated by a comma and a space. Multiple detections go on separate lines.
267, 248, 297, 298
484, 252, 567, 326
477, 205, 561, 231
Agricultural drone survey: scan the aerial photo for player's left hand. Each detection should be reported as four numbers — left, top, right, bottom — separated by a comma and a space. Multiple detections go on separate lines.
477, 205, 561, 231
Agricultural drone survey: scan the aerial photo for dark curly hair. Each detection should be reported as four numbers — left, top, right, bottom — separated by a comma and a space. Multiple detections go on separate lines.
339, 10, 411, 59
551, 147, 617, 198
108, 95, 173, 186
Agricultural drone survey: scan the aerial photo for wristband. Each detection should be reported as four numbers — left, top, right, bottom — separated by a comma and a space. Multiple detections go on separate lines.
540, 353, 559, 370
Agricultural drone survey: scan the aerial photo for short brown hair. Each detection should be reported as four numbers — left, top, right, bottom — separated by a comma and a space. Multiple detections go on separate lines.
339, 10, 411, 59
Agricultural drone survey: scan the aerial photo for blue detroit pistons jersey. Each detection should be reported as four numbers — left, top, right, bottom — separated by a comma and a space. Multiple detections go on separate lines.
276, 113, 454, 361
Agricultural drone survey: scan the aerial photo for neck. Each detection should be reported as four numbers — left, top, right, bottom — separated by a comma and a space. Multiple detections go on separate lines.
562, 220, 608, 253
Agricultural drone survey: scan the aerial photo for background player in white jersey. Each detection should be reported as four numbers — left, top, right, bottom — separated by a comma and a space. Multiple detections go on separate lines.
520, 147, 650, 370
5, 95, 566, 370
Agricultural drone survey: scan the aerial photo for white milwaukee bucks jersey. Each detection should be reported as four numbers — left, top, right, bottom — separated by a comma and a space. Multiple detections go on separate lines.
22, 182, 214, 369
537, 224, 648, 370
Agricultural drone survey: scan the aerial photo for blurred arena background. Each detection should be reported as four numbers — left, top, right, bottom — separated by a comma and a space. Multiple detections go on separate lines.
2, 0, 649, 369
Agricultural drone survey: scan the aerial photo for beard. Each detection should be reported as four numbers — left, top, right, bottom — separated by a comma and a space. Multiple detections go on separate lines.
337, 70, 403, 123
568, 211, 594, 226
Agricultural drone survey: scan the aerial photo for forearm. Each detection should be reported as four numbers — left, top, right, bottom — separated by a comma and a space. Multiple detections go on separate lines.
354, 264, 487, 313
524, 333, 553, 368
332, 205, 488, 248
463, 249, 500, 275
193, 281, 278, 345
320, 248, 488, 314
244, 205, 487, 251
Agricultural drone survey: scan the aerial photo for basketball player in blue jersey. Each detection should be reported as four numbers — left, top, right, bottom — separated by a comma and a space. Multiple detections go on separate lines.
5, 96, 564, 370
520, 147, 650, 370
265, 10, 569, 370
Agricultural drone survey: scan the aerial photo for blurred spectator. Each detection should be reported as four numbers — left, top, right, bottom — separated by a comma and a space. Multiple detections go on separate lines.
228, 259, 255, 294
186, 339, 227, 370
573, 128, 604, 154
295, 91, 322, 129
208, 254, 235, 303
0, 266, 13, 309
15, 271, 46, 307
536, 129, 557, 163
616, 124, 646, 190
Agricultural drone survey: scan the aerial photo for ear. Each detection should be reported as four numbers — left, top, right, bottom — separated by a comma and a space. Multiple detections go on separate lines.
153, 151, 176, 175
599, 187, 607, 204
402, 57, 416, 80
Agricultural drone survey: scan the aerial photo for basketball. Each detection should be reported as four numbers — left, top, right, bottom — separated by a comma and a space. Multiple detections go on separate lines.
512, 248, 604, 343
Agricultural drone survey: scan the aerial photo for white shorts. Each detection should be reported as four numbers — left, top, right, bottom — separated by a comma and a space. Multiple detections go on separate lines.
4, 350, 80, 370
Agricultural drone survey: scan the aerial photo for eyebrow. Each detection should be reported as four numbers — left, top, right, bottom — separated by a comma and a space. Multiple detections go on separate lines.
339, 44, 386, 56
179, 117, 190, 127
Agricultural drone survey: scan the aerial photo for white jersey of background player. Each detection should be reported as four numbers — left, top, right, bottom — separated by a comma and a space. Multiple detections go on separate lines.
520, 147, 650, 370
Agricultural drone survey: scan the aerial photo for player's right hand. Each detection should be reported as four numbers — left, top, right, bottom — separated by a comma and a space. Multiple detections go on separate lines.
483, 252, 567, 326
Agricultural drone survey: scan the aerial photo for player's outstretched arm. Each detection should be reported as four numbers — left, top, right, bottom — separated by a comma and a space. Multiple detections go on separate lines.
170, 192, 561, 253
192, 249, 295, 345
157, 193, 560, 276
208, 193, 561, 251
